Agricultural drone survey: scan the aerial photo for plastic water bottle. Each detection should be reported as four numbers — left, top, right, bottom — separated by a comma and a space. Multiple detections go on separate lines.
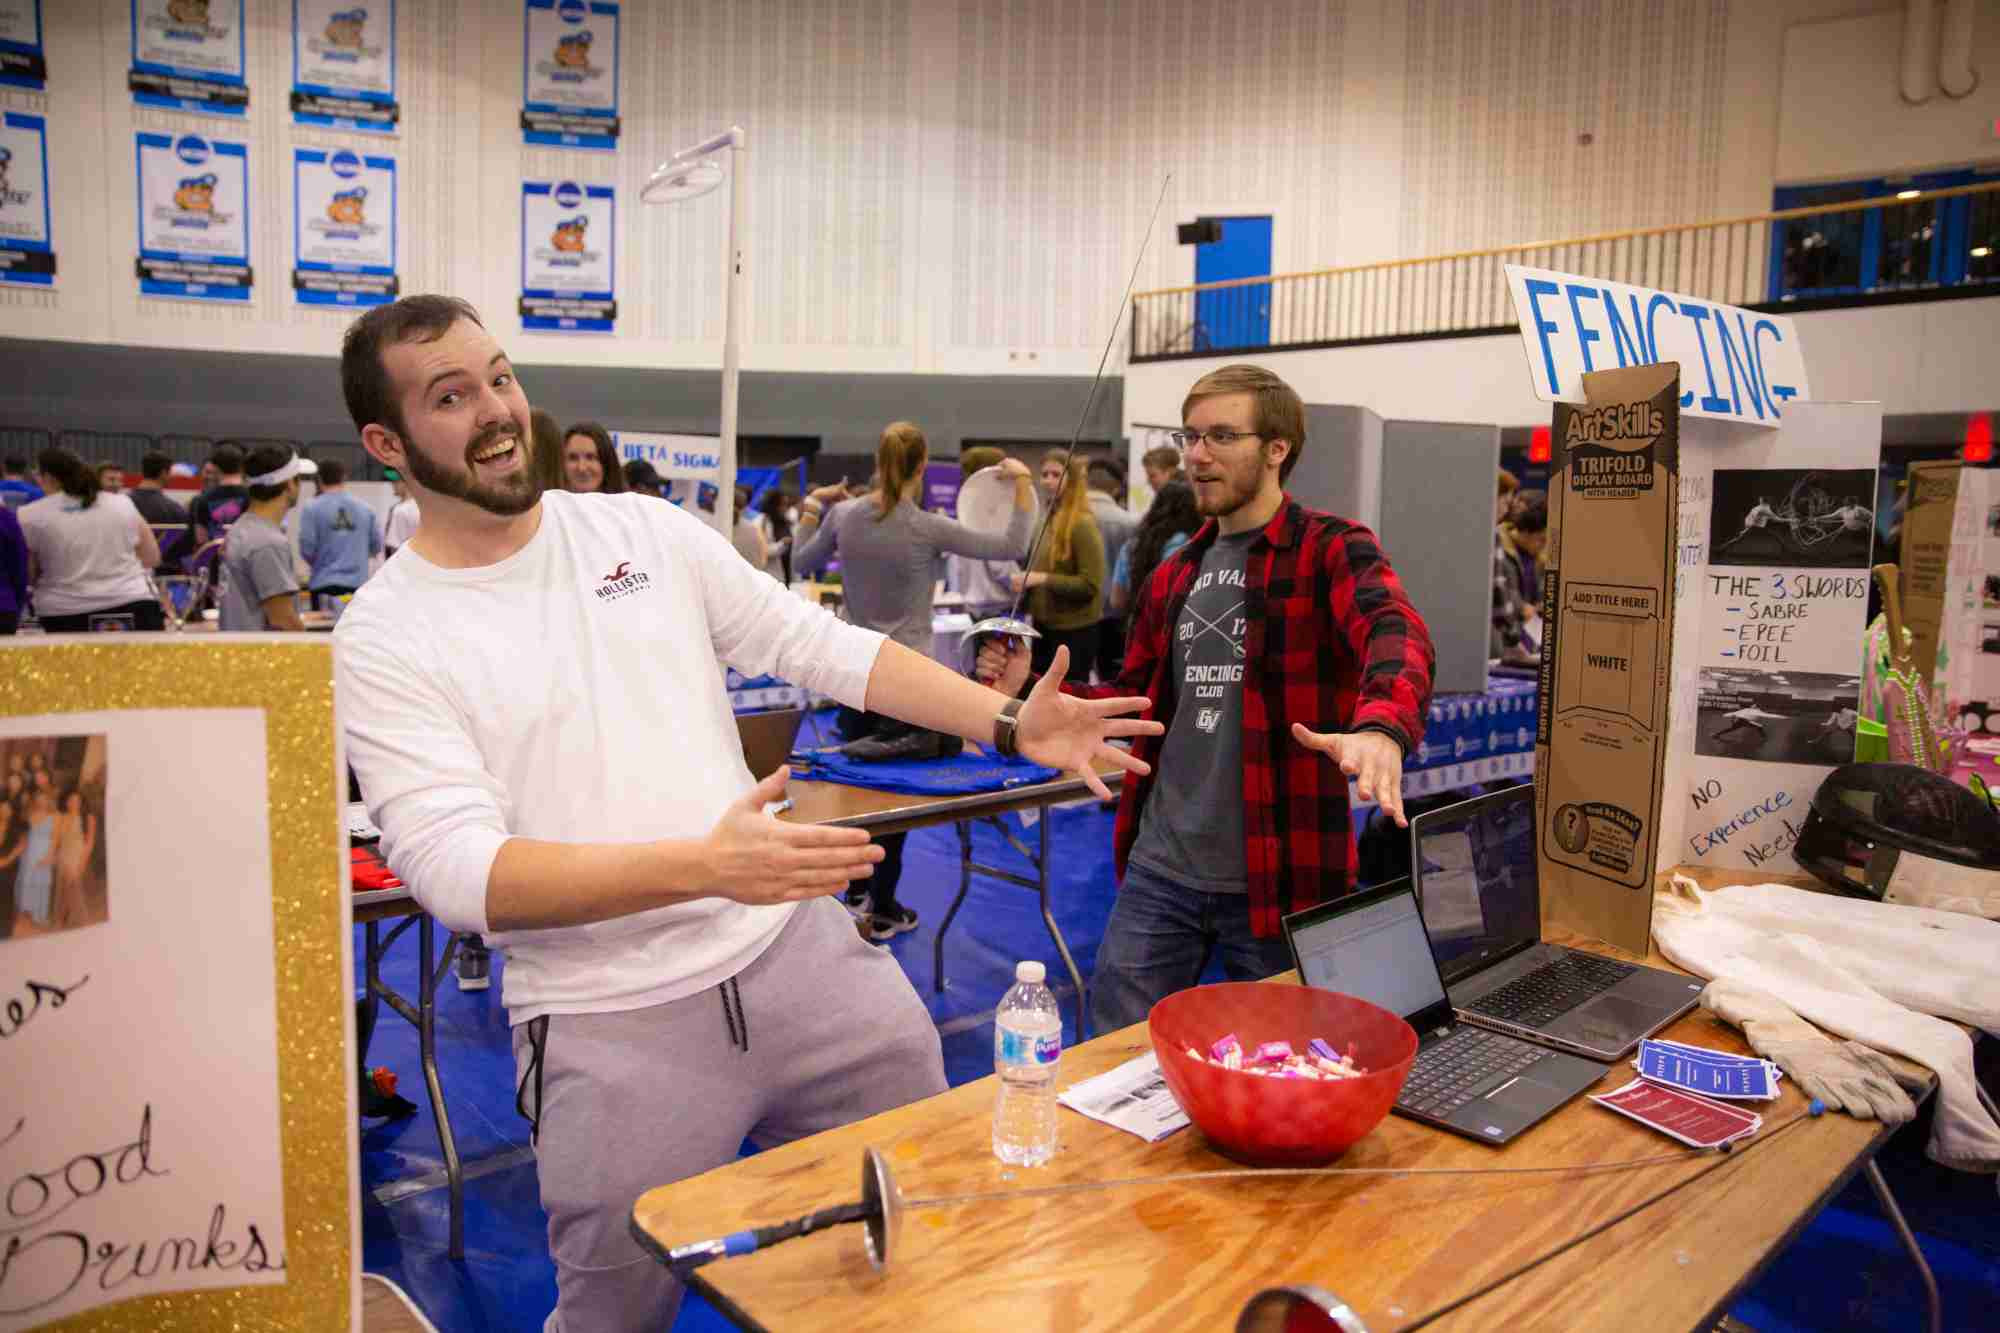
993, 961, 1062, 1166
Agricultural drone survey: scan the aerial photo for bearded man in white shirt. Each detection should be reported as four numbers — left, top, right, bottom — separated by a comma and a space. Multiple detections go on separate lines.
332, 295, 1161, 1332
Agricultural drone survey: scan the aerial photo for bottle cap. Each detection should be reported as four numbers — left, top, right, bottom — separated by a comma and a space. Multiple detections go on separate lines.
1015, 961, 1046, 984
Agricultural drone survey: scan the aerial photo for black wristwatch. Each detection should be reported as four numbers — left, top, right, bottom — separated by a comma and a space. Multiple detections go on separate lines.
992, 698, 1025, 757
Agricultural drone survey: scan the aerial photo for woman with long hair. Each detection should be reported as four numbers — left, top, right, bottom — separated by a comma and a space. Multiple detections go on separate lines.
0, 790, 24, 939
1013, 456, 1105, 683
18, 447, 163, 631
1113, 479, 1201, 623
49, 786, 95, 929
792, 421, 1037, 941
557, 420, 627, 495
13, 769, 55, 933
755, 487, 793, 583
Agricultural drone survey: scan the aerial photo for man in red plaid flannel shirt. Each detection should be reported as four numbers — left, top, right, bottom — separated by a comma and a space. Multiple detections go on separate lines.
981, 365, 1435, 1031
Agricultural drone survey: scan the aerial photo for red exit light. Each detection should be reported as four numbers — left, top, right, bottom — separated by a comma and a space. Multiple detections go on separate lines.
1529, 425, 1552, 463
1966, 412, 1993, 463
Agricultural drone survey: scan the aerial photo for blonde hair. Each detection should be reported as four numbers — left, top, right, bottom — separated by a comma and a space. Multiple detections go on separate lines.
1044, 457, 1094, 566
874, 421, 928, 522
1180, 363, 1307, 483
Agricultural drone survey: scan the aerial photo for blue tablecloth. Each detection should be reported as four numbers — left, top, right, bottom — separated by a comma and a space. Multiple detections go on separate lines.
788, 746, 1059, 795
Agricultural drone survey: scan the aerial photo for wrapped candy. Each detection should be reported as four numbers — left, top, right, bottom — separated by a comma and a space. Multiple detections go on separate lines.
1184, 1035, 1366, 1080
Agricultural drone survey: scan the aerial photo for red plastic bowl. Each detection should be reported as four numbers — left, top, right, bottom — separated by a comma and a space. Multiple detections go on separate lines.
1149, 982, 1419, 1166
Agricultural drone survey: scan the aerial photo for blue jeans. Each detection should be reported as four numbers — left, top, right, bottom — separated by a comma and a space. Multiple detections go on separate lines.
1090, 860, 1293, 1033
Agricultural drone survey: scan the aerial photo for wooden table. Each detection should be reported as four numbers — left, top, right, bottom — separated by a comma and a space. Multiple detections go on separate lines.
783, 759, 1124, 1038
633, 871, 1924, 1332
362, 1274, 438, 1331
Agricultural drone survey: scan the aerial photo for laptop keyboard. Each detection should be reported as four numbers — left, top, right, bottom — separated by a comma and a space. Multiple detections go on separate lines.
1467, 952, 1637, 1028
1399, 1027, 1550, 1119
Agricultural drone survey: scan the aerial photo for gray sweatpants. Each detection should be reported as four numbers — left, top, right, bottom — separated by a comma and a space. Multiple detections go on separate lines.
511, 896, 947, 1332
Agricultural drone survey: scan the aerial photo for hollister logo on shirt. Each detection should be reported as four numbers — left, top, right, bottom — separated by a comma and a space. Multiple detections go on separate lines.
594, 560, 651, 602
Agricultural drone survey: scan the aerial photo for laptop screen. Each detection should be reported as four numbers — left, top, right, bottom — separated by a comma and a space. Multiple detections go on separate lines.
1413, 786, 1541, 986
1284, 881, 1449, 1024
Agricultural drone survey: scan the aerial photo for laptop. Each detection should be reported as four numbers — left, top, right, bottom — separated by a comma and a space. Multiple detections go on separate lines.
1283, 880, 1609, 1145
734, 707, 808, 779
1410, 786, 1704, 1060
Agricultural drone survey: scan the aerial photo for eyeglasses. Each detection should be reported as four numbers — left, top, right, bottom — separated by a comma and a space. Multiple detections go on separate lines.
1169, 428, 1261, 451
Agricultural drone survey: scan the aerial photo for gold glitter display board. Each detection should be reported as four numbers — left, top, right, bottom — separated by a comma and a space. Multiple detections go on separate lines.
0, 639, 359, 1332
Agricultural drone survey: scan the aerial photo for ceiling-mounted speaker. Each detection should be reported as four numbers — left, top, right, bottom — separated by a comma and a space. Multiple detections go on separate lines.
1177, 218, 1222, 246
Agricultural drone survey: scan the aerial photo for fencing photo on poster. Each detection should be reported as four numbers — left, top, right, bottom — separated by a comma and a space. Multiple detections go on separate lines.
0, 1, 46, 91
292, 0, 398, 132
293, 146, 397, 306
1707, 468, 1876, 570
128, 0, 248, 116
1695, 667, 1865, 766
521, 0, 620, 149
136, 131, 252, 301
0, 110, 54, 288
520, 179, 614, 331
1, 734, 109, 941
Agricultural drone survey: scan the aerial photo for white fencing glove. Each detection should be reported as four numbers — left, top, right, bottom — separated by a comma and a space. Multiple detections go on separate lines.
1702, 978, 1918, 1124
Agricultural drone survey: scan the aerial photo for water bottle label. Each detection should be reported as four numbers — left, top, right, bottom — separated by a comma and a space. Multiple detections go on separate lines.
999, 1027, 1062, 1066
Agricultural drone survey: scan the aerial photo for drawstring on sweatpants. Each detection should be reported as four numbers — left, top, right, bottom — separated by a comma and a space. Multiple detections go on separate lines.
720, 976, 748, 1053
515, 1014, 550, 1143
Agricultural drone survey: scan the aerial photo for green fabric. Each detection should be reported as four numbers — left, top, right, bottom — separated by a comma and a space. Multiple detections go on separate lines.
1027, 514, 1105, 630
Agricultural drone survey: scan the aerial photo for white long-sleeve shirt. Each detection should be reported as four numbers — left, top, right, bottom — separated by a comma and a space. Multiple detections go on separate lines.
333, 490, 886, 1022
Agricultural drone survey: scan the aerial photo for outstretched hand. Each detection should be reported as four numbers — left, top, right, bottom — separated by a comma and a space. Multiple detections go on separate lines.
1291, 724, 1408, 826
1013, 645, 1161, 800
703, 767, 883, 904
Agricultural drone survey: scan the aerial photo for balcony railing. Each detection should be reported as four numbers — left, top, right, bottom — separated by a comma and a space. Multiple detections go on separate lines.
1131, 181, 2000, 363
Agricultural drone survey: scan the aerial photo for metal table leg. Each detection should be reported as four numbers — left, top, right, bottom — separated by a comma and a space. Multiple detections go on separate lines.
358, 920, 383, 1066
1862, 1159, 1941, 1333
935, 809, 1090, 1040
416, 917, 465, 1260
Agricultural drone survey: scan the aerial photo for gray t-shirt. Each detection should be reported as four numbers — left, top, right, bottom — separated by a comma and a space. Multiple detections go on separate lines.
218, 512, 300, 631
1128, 529, 1257, 892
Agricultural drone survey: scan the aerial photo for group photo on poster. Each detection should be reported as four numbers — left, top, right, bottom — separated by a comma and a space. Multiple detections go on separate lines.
0, 0, 46, 91
521, 0, 620, 148
1707, 467, 1876, 569
1695, 666, 1865, 765
128, 0, 249, 115
520, 178, 614, 331
136, 130, 252, 300
1, 734, 108, 940
292, 0, 398, 132
293, 146, 396, 306
0, 110, 53, 288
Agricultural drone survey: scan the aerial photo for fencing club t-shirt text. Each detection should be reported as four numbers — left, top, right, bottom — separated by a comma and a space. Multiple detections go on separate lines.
1129, 529, 1258, 893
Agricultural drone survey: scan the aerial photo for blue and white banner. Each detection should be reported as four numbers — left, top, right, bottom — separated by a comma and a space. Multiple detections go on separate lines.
521, 0, 619, 149
292, 0, 397, 133
0, 2, 46, 91
0, 111, 54, 287
1506, 265, 1809, 428
520, 179, 614, 331
293, 146, 395, 306
129, 0, 249, 116
136, 130, 251, 301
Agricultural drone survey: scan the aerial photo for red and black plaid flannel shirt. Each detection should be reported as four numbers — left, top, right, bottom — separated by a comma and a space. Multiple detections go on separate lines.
1069, 497, 1435, 937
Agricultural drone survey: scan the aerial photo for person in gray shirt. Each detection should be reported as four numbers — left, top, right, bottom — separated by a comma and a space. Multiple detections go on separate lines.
792, 421, 1037, 940
218, 443, 306, 632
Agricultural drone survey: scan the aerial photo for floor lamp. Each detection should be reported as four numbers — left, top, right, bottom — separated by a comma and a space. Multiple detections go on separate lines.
643, 125, 745, 537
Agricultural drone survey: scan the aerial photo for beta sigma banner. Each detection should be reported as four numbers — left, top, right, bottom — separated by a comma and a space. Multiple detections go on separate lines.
522, 0, 620, 149
0, 1, 47, 92
293, 147, 396, 307
129, 0, 248, 117
520, 179, 614, 331
292, 0, 398, 133
136, 130, 252, 301
0, 110, 54, 288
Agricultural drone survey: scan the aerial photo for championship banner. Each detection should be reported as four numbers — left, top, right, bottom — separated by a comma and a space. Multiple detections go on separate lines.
0, 1, 46, 92
291, 0, 398, 133
136, 130, 252, 302
129, 0, 249, 117
293, 146, 396, 307
0, 110, 54, 288
521, 0, 619, 149
520, 179, 614, 331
